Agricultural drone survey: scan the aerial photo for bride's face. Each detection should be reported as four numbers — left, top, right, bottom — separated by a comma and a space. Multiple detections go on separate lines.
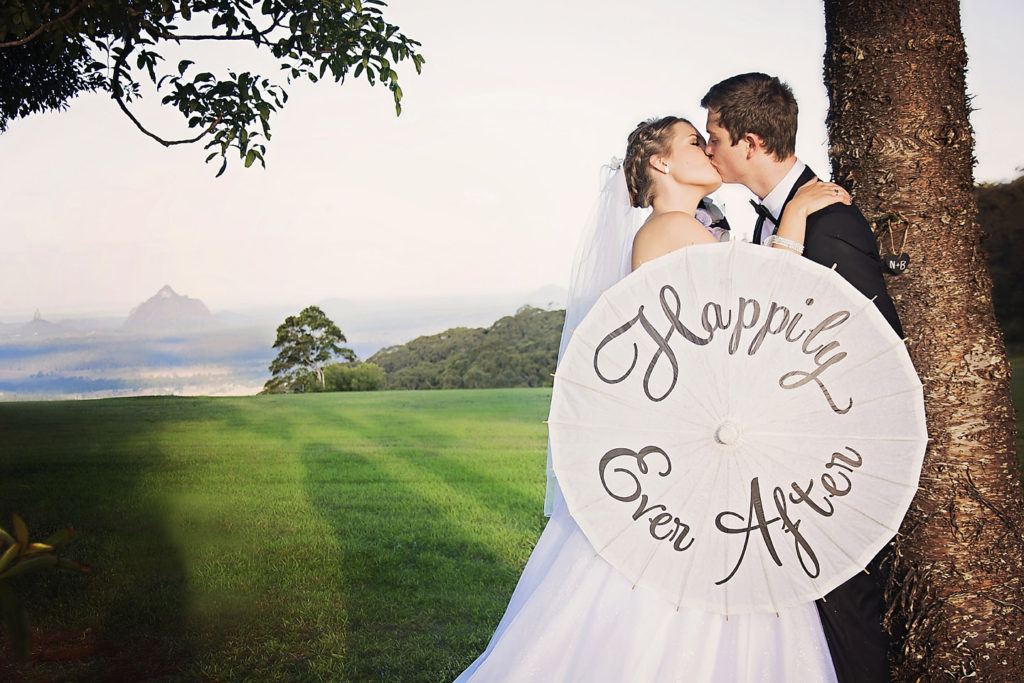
659, 122, 722, 193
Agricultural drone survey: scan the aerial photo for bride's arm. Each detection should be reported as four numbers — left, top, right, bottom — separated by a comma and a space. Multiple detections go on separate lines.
632, 212, 718, 271
772, 179, 851, 253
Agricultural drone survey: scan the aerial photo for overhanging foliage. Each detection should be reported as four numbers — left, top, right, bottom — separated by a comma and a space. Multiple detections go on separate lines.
0, 0, 424, 175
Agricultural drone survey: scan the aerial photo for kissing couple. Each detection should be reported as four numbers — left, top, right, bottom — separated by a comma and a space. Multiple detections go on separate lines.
456, 73, 903, 683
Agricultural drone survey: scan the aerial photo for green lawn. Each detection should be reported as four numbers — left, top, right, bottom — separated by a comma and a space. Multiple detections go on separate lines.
0, 389, 552, 681
3, 365, 1022, 681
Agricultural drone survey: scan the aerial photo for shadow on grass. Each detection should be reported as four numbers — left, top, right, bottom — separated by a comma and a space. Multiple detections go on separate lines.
0, 398, 193, 681
0, 390, 551, 681
297, 407, 547, 681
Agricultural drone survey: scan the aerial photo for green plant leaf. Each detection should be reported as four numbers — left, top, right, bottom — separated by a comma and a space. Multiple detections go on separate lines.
11, 515, 27, 547
0, 554, 57, 580
23, 543, 54, 557
0, 544, 20, 573
43, 526, 72, 549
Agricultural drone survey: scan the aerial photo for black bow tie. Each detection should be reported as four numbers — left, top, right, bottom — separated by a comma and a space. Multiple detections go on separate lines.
749, 199, 778, 244
749, 199, 778, 225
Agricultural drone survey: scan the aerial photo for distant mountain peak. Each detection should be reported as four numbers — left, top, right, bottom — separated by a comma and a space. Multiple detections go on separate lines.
124, 286, 214, 333
19, 310, 64, 337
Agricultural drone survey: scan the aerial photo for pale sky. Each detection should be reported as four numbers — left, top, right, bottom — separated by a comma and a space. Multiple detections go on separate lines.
1, 0, 1019, 320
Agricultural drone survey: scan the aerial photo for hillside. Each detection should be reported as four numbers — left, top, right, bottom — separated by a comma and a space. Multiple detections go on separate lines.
368, 306, 565, 390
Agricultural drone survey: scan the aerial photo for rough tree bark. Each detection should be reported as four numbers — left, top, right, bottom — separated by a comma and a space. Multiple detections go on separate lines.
823, 0, 1024, 679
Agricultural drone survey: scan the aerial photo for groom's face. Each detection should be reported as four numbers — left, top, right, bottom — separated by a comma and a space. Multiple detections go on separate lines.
704, 112, 746, 184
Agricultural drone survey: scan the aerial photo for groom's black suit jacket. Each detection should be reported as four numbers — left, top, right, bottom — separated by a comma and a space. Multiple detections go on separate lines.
774, 165, 902, 683
766, 165, 904, 337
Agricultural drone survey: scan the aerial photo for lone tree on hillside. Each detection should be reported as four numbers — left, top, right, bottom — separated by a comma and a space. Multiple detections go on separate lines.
266, 305, 355, 392
0, 0, 423, 175
824, 0, 1024, 678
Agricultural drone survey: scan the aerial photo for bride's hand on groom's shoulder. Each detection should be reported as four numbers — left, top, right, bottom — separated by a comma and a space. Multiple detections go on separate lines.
789, 179, 851, 217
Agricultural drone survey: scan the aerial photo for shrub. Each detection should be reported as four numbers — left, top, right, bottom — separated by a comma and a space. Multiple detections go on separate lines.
323, 363, 384, 392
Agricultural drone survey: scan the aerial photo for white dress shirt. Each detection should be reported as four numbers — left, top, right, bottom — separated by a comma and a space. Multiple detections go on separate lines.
755, 159, 807, 244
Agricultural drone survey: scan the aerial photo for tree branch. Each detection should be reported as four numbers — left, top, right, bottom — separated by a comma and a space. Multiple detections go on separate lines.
110, 47, 220, 147
165, 18, 284, 42
135, 12, 283, 43
0, 0, 90, 48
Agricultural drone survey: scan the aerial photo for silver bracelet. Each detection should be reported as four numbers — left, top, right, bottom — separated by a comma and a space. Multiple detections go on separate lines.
764, 234, 804, 254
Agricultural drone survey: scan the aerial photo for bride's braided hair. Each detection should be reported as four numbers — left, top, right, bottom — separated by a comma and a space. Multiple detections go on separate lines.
624, 116, 691, 208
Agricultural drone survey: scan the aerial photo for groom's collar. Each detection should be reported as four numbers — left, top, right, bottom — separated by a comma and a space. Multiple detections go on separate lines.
759, 159, 807, 222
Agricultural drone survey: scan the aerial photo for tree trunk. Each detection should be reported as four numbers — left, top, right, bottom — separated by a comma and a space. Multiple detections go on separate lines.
823, 1, 1024, 679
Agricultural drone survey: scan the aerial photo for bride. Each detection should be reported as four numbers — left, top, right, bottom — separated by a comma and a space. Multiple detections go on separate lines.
456, 116, 851, 682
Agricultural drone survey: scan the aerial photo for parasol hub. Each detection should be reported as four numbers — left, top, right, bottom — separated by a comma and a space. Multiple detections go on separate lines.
714, 420, 741, 446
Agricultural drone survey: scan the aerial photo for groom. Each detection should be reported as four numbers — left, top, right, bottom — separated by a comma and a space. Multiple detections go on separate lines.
701, 73, 901, 682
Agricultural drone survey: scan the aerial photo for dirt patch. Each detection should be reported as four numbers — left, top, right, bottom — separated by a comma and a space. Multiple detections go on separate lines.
1, 628, 189, 682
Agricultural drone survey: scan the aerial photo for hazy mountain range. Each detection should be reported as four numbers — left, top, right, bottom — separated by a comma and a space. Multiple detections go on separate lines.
0, 285, 567, 400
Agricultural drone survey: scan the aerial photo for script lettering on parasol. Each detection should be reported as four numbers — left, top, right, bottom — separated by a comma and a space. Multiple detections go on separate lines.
713, 446, 863, 584
592, 285, 853, 414
598, 446, 695, 552
551, 242, 926, 612
596, 443, 864, 583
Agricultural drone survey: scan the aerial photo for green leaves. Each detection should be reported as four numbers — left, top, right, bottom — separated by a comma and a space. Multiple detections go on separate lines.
43, 525, 73, 549
0, 543, 18, 574
367, 307, 565, 390
1, 0, 424, 174
266, 306, 357, 392
12, 514, 27, 547
1, 553, 58, 580
0, 514, 88, 660
0, 516, 87, 582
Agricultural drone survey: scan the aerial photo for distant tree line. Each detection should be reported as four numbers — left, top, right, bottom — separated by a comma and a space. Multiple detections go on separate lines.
978, 173, 1024, 349
264, 305, 384, 394
273, 361, 386, 394
264, 172, 1018, 395
264, 305, 564, 393
368, 306, 564, 390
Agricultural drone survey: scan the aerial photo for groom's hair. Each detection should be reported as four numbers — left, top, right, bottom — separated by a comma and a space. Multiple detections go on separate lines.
700, 73, 797, 161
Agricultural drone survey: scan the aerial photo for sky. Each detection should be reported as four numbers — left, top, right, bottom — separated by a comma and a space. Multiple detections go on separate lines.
1, 0, 1020, 321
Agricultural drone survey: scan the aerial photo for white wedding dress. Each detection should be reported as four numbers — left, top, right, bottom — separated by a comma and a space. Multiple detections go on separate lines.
455, 167, 838, 682
455, 492, 838, 682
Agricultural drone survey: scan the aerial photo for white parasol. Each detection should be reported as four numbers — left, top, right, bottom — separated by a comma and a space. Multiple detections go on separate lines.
548, 240, 926, 615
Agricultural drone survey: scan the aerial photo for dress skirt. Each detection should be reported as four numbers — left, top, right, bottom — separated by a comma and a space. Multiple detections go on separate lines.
455, 496, 838, 683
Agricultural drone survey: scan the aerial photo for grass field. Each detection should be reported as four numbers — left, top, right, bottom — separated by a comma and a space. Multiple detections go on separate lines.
0, 389, 552, 681
2, 364, 1023, 681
